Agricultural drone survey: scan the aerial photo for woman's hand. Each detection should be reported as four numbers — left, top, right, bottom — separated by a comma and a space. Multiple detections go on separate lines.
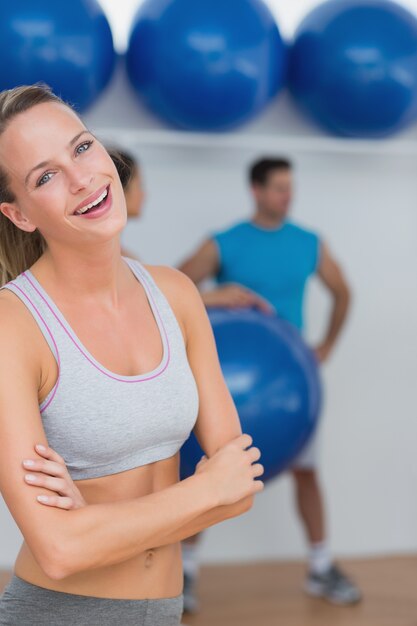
195, 433, 264, 506
22, 444, 86, 510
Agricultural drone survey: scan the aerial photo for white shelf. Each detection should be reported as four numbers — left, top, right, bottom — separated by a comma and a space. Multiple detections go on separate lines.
89, 62, 417, 157
97, 127, 417, 156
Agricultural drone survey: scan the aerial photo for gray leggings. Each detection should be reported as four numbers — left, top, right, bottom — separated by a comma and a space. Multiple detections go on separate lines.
0, 575, 183, 626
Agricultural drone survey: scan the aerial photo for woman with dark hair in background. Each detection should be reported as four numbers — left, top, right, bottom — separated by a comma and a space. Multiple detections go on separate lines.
107, 147, 144, 259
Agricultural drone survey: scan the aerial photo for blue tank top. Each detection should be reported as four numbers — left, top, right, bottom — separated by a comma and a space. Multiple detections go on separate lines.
212, 220, 320, 330
1, 258, 199, 480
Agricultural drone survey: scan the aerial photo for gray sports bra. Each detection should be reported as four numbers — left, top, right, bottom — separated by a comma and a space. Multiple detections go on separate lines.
2, 258, 199, 480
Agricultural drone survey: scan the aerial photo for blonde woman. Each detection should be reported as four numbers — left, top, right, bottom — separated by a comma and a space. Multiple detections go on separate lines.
0, 84, 263, 625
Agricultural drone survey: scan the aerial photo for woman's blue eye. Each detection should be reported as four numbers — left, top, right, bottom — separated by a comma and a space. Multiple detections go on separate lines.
37, 172, 54, 187
76, 140, 93, 155
35, 140, 93, 187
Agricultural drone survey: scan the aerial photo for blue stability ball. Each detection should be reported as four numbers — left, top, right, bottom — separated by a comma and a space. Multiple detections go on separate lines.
288, 0, 417, 137
0, 0, 115, 112
126, 0, 287, 130
180, 309, 322, 483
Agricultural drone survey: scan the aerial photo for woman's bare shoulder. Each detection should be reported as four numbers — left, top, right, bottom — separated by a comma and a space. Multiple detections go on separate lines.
143, 264, 205, 340
0, 288, 42, 359
0, 287, 27, 327
144, 264, 203, 307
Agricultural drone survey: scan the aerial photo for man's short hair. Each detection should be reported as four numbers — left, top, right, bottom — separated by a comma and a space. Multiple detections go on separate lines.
249, 157, 292, 186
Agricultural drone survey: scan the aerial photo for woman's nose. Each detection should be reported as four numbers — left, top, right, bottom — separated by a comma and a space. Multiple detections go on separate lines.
68, 165, 93, 193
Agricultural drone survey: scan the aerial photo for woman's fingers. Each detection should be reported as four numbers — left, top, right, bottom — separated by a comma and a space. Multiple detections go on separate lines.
21, 444, 86, 511
253, 479, 264, 493
233, 433, 253, 450
23, 446, 68, 477
247, 446, 261, 463
22, 458, 66, 478
24, 473, 69, 496
252, 463, 264, 478
36, 494, 74, 510
34, 443, 65, 465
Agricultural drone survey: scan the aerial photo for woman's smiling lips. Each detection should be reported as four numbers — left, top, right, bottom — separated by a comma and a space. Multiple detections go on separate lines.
72, 184, 112, 219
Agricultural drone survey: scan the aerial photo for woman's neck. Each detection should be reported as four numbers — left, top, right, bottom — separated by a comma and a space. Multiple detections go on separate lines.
31, 239, 130, 303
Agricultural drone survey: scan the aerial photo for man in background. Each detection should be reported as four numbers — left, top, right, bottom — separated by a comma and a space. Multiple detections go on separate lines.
178, 157, 362, 611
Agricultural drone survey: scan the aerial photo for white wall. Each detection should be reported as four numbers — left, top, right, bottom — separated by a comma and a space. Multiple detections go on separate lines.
1, 0, 417, 568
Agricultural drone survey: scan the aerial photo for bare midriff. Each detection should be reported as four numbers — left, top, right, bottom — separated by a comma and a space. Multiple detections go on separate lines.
14, 454, 184, 600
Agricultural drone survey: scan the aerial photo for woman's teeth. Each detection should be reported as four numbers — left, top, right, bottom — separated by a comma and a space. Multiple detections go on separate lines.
75, 188, 108, 215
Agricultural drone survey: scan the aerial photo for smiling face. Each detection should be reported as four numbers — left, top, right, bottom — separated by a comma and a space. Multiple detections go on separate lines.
0, 101, 127, 249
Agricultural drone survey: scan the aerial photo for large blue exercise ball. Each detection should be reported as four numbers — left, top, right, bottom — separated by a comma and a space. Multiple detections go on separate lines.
126, 0, 287, 131
180, 309, 322, 483
288, 0, 417, 137
0, 0, 115, 112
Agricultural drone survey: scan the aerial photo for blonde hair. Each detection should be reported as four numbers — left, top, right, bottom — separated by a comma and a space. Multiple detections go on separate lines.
0, 83, 70, 285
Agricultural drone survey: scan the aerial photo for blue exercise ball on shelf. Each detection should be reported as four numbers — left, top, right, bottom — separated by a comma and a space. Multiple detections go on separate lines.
180, 308, 322, 483
126, 0, 287, 131
0, 0, 115, 112
288, 0, 417, 137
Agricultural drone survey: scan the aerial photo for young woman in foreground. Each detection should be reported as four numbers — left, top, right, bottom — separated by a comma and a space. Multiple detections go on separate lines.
0, 84, 263, 626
